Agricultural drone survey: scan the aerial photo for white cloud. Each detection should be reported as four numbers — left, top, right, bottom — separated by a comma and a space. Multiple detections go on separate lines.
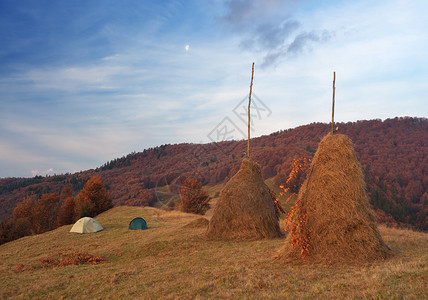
101, 54, 121, 61
1, 0, 428, 177
31, 168, 54, 177
16, 65, 128, 92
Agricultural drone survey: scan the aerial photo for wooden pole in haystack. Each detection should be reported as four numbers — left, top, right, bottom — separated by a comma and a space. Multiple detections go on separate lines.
331, 71, 336, 135
247, 62, 255, 158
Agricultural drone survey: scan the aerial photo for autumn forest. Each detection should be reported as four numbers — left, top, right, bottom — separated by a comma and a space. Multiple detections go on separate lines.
0, 117, 427, 245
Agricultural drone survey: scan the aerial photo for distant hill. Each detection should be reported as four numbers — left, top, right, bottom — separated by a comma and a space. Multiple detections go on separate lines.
1, 206, 427, 298
1, 117, 427, 230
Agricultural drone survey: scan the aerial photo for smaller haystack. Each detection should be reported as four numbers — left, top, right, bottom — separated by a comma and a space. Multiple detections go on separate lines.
277, 133, 393, 264
206, 158, 282, 240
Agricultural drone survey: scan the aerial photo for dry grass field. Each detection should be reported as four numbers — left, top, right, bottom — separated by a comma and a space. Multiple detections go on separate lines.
1, 206, 427, 299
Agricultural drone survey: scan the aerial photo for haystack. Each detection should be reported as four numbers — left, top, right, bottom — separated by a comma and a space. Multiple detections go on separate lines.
206, 158, 282, 240
278, 133, 393, 264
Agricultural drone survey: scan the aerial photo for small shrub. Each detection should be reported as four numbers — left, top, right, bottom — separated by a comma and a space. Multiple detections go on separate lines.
179, 178, 210, 215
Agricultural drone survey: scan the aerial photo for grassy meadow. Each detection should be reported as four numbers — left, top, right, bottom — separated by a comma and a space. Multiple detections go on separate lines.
1, 205, 427, 299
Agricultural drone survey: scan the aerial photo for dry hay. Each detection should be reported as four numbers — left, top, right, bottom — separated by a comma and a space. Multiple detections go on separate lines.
183, 217, 209, 228
206, 158, 282, 240
277, 133, 393, 264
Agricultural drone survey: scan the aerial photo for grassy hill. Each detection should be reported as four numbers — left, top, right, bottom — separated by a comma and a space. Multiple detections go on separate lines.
1, 206, 427, 299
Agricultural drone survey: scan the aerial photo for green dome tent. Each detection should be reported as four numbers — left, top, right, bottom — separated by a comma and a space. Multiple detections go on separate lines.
70, 217, 103, 234
129, 217, 148, 230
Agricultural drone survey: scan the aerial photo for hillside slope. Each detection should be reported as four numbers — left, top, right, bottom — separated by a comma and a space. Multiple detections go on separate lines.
1, 117, 427, 230
1, 206, 427, 299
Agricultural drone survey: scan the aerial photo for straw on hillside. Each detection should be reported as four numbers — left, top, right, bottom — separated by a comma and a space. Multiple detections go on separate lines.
206, 158, 282, 240
183, 217, 209, 228
278, 133, 393, 264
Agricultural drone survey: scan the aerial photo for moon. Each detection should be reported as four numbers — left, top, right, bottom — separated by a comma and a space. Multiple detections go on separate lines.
185, 45, 190, 51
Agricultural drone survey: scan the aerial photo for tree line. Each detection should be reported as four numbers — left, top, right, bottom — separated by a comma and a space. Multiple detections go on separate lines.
0, 175, 112, 245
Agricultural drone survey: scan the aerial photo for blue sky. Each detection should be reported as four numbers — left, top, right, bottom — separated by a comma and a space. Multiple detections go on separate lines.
1, 0, 427, 178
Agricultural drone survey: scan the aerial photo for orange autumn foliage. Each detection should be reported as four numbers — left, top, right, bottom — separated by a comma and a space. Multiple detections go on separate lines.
277, 157, 312, 258
11, 250, 107, 272
9, 193, 59, 236
32, 193, 60, 234
179, 177, 210, 215
57, 197, 76, 227
269, 189, 285, 219
74, 175, 112, 219
40, 250, 107, 268
1, 177, 112, 245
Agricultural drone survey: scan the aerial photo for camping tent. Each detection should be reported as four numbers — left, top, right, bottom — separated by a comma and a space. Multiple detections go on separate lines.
129, 217, 148, 230
70, 217, 103, 234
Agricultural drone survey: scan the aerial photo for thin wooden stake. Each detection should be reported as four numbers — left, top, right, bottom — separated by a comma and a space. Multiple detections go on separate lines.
247, 62, 255, 158
331, 71, 336, 135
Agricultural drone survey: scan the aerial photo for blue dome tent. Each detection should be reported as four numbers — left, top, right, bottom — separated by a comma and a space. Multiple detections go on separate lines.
129, 217, 148, 230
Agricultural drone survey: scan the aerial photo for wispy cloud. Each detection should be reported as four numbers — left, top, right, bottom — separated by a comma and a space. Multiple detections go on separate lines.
240, 20, 300, 50
15, 65, 128, 92
261, 30, 332, 68
220, 0, 332, 68
1, 0, 428, 177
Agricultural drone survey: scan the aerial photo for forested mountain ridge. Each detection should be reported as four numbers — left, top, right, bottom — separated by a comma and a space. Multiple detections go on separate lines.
1, 117, 427, 230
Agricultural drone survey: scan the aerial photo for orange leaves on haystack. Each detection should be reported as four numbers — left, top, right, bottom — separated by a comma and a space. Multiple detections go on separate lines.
179, 177, 210, 215
284, 198, 311, 258
269, 189, 286, 218
279, 157, 311, 200
277, 157, 311, 206
277, 157, 312, 258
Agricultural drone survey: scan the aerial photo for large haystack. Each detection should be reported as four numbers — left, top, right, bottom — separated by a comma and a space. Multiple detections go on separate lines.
206, 158, 282, 240
278, 133, 393, 264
